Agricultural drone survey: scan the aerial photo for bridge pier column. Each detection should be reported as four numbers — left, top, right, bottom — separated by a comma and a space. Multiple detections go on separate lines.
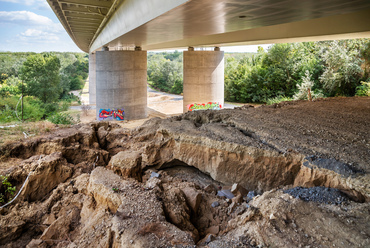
183, 47, 224, 112
96, 49, 147, 121
89, 53, 96, 105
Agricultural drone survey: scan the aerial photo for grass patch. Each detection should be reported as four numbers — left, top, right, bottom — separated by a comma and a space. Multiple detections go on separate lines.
266, 96, 293, 105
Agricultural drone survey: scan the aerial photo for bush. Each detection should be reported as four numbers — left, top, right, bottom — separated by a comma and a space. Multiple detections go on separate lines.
355, 81, 370, 96
47, 112, 76, 125
147, 53, 183, 93
0, 96, 45, 123
60, 101, 71, 111
266, 96, 293, 105
294, 71, 324, 100
170, 79, 183, 94
0, 175, 16, 204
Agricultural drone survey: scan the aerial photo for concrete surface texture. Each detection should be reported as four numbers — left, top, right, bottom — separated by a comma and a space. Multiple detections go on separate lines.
46, 0, 370, 53
183, 50, 224, 112
88, 53, 96, 105
95, 50, 147, 120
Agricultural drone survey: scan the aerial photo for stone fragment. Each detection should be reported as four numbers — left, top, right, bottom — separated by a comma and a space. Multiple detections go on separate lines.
217, 189, 234, 199
205, 225, 219, 235
228, 202, 237, 214
206, 234, 216, 243
40, 207, 79, 241
146, 177, 162, 190
211, 201, 220, 208
197, 233, 216, 246
20, 152, 73, 202
181, 187, 202, 214
109, 150, 142, 181
26, 239, 46, 248
245, 190, 257, 202
43, 214, 56, 225
162, 187, 199, 241
231, 183, 248, 197
232, 193, 243, 204
204, 184, 217, 194
150, 171, 160, 178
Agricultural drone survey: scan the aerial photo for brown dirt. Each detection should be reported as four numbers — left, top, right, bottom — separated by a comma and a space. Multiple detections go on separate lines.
0, 96, 369, 248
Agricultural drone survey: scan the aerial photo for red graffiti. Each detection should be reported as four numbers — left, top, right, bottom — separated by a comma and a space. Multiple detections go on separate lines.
99, 109, 125, 121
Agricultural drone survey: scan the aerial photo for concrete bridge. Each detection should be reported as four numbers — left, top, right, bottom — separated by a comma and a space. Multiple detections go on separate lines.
47, 0, 370, 120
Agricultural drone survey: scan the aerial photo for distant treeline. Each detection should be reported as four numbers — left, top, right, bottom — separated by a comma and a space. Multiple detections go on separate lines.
147, 50, 183, 94
0, 52, 88, 123
147, 39, 370, 103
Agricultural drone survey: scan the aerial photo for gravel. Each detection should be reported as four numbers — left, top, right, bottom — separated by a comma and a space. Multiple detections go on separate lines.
283, 186, 350, 205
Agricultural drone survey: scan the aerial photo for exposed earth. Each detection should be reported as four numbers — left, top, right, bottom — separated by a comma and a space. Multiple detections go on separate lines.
0, 96, 369, 248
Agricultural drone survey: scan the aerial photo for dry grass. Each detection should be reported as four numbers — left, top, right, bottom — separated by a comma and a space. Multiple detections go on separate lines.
0, 121, 56, 146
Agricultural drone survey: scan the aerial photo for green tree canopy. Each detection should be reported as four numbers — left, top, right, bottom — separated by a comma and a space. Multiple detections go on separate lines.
20, 53, 61, 103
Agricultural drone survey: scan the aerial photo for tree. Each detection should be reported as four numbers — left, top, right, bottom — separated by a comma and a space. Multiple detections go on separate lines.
319, 41, 363, 96
147, 53, 183, 93
20, 53, 61, 103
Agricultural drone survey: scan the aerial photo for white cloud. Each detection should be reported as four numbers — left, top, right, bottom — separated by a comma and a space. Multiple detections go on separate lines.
18, 28, 59, 43
1, 11, 51, 26
0, 11, 63, 32
0, 0, 48, 8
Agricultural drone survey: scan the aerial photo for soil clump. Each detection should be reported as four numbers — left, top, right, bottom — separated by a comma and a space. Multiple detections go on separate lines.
0, 97, 369, 247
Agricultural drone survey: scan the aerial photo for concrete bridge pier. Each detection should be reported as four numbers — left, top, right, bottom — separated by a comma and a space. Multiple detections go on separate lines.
183, 47, 224, 112
95, 48, 147, 121
89, 52, 96, 105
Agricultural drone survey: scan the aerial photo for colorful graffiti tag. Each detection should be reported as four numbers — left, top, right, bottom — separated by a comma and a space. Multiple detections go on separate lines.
187, 102, 222, 111
99, 108, 125, 121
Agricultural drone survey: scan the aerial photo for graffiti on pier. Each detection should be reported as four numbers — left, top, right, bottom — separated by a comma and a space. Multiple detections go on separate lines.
187, 102, 222, 111
99, 108, 125, 121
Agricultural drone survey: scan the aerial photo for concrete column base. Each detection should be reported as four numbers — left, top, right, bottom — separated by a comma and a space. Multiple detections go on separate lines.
89, 53, 96, 105
183, 50, 224, 112
96, 50, 147, 121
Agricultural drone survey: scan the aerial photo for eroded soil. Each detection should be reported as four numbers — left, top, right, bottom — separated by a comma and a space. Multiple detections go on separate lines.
0, 97, 369, 248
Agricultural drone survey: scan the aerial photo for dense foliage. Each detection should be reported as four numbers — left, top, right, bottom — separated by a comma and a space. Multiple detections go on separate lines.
147, 39, 370, 103
0, 52, 88, 123
225, 39, 370, 103
147, 51, 183, 94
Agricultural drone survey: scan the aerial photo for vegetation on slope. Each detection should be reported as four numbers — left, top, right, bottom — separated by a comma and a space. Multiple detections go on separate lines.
0, 52, 88, 123
147, 39, 370, 103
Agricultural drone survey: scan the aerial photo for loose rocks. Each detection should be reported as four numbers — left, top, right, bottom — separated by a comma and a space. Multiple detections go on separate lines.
283, 186, 350, 205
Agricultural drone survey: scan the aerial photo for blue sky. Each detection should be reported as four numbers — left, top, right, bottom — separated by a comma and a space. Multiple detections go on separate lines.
0, 0, 81, 52
0, 0, 270, 53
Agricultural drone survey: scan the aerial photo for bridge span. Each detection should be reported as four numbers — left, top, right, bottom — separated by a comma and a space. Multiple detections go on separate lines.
46, 0, 370, 120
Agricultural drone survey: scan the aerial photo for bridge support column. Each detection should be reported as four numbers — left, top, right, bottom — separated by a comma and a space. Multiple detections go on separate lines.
89, 53, 96, 105
183, 48, 224, 112
96, 50, 147, 121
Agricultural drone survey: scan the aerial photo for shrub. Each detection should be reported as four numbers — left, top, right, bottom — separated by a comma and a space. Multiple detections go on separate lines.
170, 79, 183, 94
60, 100, 71, 111
0, 175, 16, 204
294, 71, 324, 100
47, 112, 76, 125
266, 95, 293, 105
355, 81, 370, 96
0, 96, 45, 123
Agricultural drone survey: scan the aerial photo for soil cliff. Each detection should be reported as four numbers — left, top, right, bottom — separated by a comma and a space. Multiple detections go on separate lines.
0, 97, 369, 247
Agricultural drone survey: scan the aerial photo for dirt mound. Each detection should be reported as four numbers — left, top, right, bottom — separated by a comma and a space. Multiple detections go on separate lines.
0, 97, 369, 247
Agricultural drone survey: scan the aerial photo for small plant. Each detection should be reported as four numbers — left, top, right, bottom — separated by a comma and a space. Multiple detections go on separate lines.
112, 188, 119, 192
47, 112, 76, 125
60, 100, 71, 111
266, 95, 293, 105
356, 81, 370, 96
81, 104, 91, 116
0, 175, 16, 204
